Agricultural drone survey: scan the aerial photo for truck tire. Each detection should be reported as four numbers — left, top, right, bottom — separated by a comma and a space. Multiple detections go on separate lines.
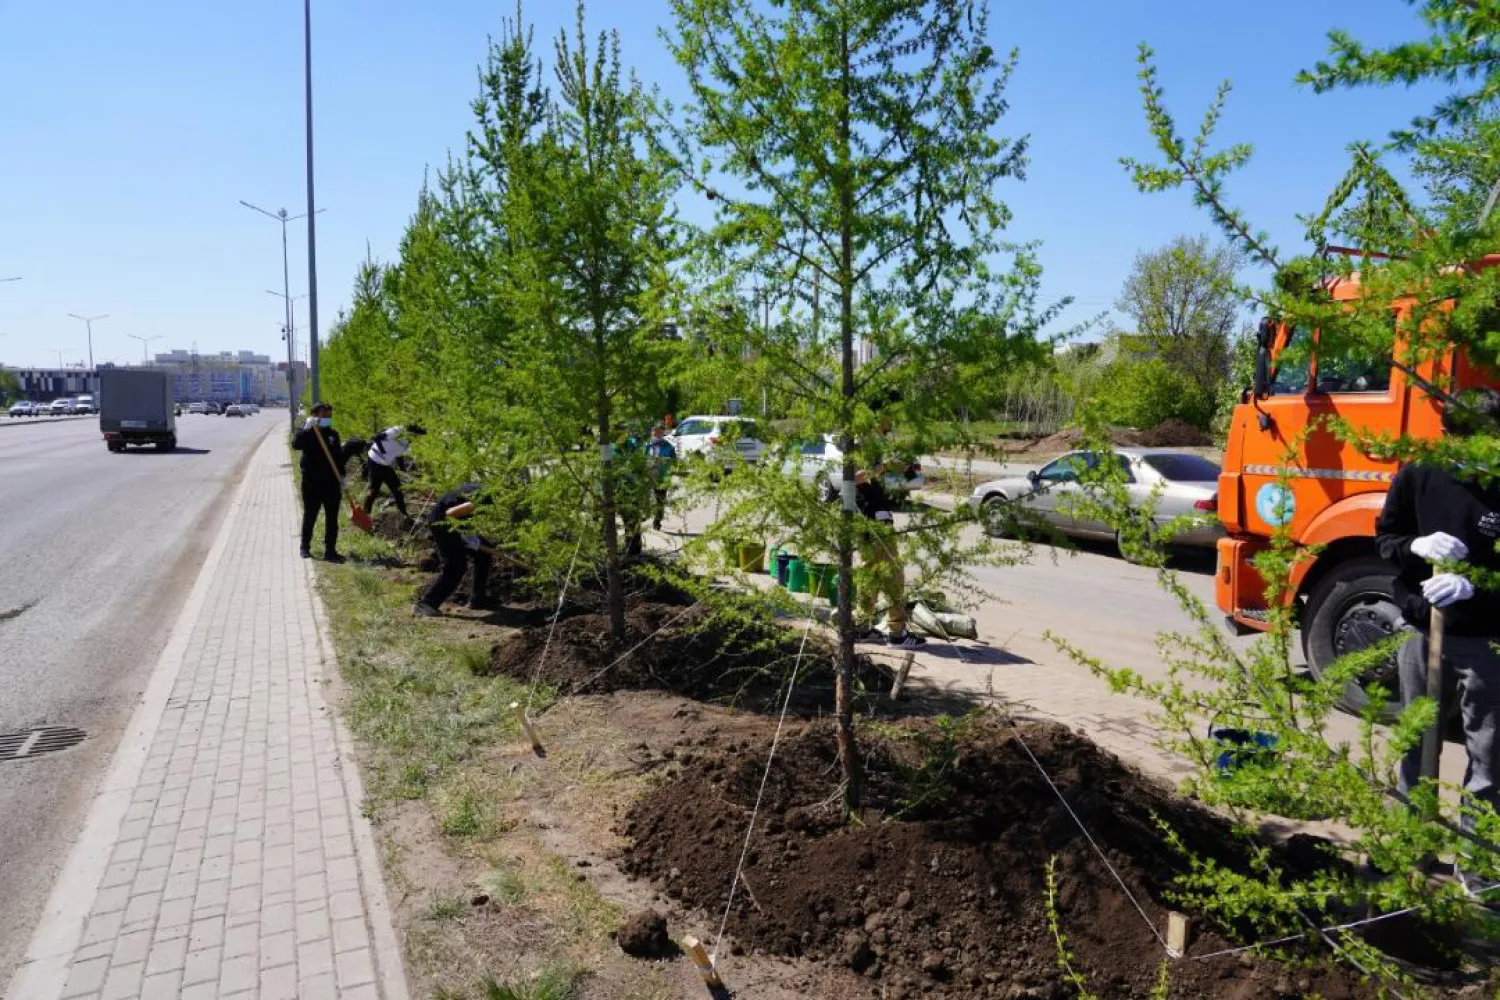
157, 436, 176, 452
1303, 557, 1405, 720
107, 442, 124, 453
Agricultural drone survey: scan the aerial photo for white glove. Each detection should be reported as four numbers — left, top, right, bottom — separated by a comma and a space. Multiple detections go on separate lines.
1422, 573, 1475, 609
304, 418, 317, 430
1411, 532, 1468, 563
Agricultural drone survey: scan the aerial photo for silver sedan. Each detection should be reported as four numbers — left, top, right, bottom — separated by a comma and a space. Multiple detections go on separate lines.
968, 448, 1224, 553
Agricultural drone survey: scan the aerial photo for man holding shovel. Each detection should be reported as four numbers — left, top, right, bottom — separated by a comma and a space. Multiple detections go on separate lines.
292, 401, 347, 563
1377, 388, 1500, 898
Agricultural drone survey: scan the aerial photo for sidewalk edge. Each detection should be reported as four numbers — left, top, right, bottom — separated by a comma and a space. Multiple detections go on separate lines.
300, 511, 411, 1000
5, 427, 275, 1000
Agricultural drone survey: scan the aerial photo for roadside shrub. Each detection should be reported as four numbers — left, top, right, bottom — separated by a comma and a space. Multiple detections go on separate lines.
1093, 357, 1213, 430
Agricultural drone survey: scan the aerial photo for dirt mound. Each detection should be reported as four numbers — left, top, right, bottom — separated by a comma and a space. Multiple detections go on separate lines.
620, 717, 1378, 999
481, 600, 883, 711
616, 908, 675, 958
1021, 427, 1144, 454
1137, 417, 1214, 448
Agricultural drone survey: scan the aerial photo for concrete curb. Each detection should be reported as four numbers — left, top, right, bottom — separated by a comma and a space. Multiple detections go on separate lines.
300, 531, 412, 1000
4, 426, 275, 1000
0, 414, 95, 428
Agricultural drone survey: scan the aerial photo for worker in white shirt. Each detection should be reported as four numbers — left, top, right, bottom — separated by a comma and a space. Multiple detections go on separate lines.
364, 423, 425, 518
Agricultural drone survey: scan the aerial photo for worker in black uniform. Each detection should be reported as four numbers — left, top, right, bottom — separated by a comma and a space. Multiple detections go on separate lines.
364, 423, 426, 518
1376, 387, 1500, 899
414, 483, 493, 616
292, 401, 346, 563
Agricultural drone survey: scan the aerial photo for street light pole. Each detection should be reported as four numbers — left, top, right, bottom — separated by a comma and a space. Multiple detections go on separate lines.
0, 277, 19, 283
67, 313, 108, 373
240, 201, 323, 428
304, 0, 323, 403
128, 334, 161, 365
267, 290, 307, 424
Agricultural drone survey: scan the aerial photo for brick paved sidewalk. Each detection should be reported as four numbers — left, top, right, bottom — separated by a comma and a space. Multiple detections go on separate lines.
7, 432, 407, 1000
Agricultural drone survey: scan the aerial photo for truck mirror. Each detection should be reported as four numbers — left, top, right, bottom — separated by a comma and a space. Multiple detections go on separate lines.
1252, 317, 1275, 397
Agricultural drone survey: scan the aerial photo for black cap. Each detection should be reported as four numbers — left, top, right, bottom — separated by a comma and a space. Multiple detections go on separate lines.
311, 401, 333, 415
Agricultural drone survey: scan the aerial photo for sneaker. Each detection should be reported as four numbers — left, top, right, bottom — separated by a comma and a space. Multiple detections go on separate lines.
299, 548, 312, 559
413, 602, 440, 618
323, 553, 346, 564
855, 628, 887, 645
887, 632, 927, 649
1456, 863, 1500, 904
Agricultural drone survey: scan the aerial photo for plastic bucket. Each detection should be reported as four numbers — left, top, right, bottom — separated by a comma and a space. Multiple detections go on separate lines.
735, 542, 766, 573
774, 552, 794, 587
786, 557, 810, 593
809, 562, 838, 602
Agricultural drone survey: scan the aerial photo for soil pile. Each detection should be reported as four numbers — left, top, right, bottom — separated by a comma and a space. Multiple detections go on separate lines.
481, 601, 883, 710
620, 717, 1377, 999
1137, 418, 1214, 448
1021, 427, 1145, 454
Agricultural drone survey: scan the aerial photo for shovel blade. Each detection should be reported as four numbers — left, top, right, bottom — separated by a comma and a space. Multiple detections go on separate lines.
349, 504, 374, 534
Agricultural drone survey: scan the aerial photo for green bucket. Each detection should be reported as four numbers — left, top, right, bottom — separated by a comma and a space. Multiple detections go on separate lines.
809, 562, 839, 602
785, 557, 810, 593
735, 541, 767, 573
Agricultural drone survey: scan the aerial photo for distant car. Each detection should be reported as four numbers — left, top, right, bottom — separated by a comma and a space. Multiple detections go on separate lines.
669, 415, 766, 466
8, 401, 37, 417
792, 434, 924, 502
50, 398, 75, 415
205, 401, 222, 415
224, 404, 246, 417
72, 395, 95, 414
187, 401, 208, 414
969, 448, 1224, 555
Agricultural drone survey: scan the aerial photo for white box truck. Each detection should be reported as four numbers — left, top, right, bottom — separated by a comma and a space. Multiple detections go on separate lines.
100, 370, 177, 452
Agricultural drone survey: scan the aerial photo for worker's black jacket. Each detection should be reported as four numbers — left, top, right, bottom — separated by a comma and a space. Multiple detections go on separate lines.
427, 484, 482, 529
292, 425, 344, 491
1375, 463, 1500, 635
855, 478, 893, 520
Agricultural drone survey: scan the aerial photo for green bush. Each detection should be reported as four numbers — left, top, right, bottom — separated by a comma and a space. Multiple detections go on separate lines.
1093, 357, 1212, 430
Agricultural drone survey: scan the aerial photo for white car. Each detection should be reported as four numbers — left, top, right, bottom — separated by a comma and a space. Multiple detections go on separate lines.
8, 401, 37, 417
792, 435, 925, 502
669, 415, 766, 465
50, 398, 75, 415
72, 395, 95, 414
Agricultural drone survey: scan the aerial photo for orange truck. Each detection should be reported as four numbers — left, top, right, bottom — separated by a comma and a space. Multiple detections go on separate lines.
1215, 253, 1500, 715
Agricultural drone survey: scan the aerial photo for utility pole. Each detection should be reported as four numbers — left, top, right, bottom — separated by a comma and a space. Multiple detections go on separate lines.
304, 0, 323, 402
240, 201, 322, 428
128, 334, 161, 365
0, 277, 19, 283
67, 313, 108, 373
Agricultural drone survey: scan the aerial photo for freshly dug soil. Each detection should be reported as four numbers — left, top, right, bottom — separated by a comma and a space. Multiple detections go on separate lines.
481, 600, 885, 711
1021, 427, 1145, 454
620, 717, 1384, 999
616, 908, 675, 958
1137, 418, 1214, 448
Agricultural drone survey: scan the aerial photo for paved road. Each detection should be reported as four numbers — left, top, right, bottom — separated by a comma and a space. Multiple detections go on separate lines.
0, 412, 277, 982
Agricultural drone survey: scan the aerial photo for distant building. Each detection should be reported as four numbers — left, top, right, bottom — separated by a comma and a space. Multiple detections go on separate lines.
149, 348, 285, 404
10, 367, 101, 401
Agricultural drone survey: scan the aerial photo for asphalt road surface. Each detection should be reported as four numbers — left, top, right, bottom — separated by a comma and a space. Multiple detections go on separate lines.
0, 411, 278, 981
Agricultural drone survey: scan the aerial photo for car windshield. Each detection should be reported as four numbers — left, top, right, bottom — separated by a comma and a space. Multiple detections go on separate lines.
1143, 453, 1220, 482
675, 419, 711, 436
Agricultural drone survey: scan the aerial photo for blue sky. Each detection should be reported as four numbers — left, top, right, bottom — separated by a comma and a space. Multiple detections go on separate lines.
0, 0, 1451, 371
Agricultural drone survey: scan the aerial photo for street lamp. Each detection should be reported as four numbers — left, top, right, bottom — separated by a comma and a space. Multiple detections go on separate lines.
128, 334, 161, 365
267, 290, 307, 417
67, 313, 107, 372
304, 0, 323, 403
0, 277, 19, 283
241, 201, 322, 427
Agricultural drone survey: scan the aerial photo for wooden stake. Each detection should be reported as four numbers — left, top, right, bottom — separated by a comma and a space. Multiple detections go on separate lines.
1419, 607, 1447, 808
889, 651, 916, 700
510, 702, 543, 755
680, 935, 724, 990
1166, 911, 1191, 956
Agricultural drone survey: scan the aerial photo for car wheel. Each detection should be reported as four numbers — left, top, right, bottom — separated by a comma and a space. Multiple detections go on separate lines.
1115, 525, 1159, 565
816, 476, 837, 504
1303, 557, 1405, 720
979, 493, 1011, 537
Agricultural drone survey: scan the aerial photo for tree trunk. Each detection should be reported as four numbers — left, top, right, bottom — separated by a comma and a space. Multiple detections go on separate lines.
596, 327, 627, 645
834, 17, 861, 812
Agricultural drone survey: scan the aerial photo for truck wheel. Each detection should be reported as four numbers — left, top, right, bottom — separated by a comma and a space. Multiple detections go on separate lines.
107, 442, 124, 453
157, 437, 176, 452
1303, 557, 1405, 720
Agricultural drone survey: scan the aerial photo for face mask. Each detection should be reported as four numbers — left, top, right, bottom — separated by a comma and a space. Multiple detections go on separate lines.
318, 417, 332, 428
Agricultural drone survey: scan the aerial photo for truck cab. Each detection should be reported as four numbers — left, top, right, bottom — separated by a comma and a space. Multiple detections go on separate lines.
1217, 254, 1500, 715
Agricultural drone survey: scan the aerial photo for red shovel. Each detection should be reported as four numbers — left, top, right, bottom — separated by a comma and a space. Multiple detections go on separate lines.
312, 425, 374, 533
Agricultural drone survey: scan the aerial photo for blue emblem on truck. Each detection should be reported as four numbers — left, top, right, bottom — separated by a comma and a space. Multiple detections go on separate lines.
1254, 483, 1295, 527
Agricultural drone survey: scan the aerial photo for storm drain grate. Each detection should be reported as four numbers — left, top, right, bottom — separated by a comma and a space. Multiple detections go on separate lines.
0, 726, 87, 761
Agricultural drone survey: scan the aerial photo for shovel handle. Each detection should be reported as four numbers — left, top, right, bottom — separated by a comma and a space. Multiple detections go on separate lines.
1419, 605, 1446, 786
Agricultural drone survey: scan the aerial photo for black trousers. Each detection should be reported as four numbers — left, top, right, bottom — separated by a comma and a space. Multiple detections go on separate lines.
365, 462, 407, 516
421, 527, 493, 608
301, 481, 340, 555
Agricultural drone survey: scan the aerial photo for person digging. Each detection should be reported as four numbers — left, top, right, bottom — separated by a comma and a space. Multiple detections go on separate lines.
414, 483, 495, 617
1376, 387, 1500, 901
291, 401, 346, 563
852, 422, 925, 649
365, 422, 426, 520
